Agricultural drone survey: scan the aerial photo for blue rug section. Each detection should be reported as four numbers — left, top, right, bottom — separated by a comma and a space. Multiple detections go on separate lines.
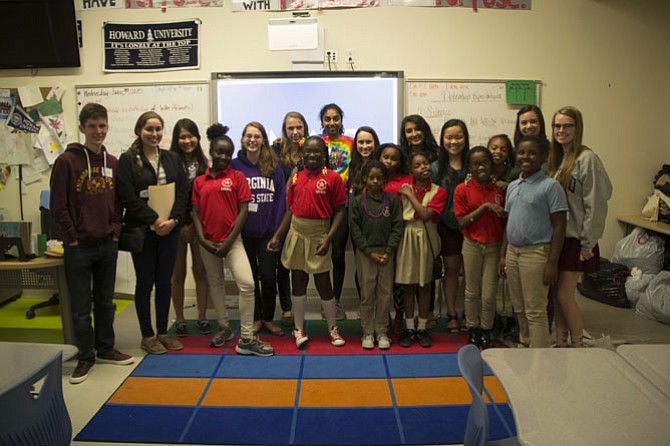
294, 407, 402, 445
215, 354, 303, 379
75, 405, 196, 443
386, 353, 463, 378
186, 407, 295, 445
132, 354, 223, 378
302, 354, 388, 379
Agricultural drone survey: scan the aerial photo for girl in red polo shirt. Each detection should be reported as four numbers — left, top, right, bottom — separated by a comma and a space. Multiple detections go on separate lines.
192, 123, 274, 357
267, 136, 348, 349
454, 146, 506, 349
395, 152, 447, 348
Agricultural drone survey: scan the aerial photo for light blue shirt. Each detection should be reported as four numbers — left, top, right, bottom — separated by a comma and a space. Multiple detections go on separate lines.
505, 170, 568, 246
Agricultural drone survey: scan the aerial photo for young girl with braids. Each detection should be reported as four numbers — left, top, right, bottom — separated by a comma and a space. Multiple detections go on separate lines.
267, 136, 348, 349
117, 111, 189, 354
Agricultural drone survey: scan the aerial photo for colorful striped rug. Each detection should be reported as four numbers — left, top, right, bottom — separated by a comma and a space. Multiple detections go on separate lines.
76, 319, 516, 445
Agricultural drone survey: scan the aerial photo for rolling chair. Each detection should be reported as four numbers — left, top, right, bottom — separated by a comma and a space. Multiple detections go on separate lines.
25, 190, 60, 320
0, 351, 72, 445
457, 344, 519, 446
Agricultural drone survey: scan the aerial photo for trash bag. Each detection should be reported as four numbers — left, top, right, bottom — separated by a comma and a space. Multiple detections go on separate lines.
577, 259, 630, 308
611, 227, 665, 274
625, 267, 655, 307
636, 271, 670, 325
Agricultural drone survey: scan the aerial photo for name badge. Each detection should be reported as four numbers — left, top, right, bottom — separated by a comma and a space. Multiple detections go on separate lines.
139, 189, 149, 198
248, 202, 258, 213
104, 167, 113, 178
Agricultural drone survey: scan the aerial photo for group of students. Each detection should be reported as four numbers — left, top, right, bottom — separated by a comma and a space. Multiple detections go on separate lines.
50, 100, 611, 384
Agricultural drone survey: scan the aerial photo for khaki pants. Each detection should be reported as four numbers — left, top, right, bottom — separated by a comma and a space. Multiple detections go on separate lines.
356, 249, 394, 336
462, 237, 501, 330
199, 237, 255, 340
505, 243, 551, 348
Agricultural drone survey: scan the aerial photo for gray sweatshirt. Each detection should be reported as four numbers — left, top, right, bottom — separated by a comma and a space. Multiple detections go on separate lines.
559, 149, 612, 250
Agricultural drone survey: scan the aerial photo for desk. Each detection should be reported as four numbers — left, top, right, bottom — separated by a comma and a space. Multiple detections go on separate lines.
0, 257, 75, 345
617, 214, 670, 236
482, 348, 670, 446
616, 344, 670, 399
0, 342, 78, 394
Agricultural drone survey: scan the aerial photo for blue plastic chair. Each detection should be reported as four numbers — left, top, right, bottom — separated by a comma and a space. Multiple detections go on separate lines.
458, 344, 518, 446
0, 351, 72, 445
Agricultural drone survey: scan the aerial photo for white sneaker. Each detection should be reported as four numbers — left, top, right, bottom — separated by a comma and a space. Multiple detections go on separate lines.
293, 328, 309, 349
330, 325, 345, 347
361, 334, 375, 349
377, 334, 391, 350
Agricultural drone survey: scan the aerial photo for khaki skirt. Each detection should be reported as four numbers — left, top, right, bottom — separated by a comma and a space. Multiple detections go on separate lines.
281, 216, 332, 274
395, 219, 441, 287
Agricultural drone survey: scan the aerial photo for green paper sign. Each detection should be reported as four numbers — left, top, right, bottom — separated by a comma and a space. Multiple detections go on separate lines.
506, 80, 536, 105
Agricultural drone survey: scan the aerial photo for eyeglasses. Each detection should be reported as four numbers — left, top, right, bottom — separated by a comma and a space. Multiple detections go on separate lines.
552, 123, 575, 130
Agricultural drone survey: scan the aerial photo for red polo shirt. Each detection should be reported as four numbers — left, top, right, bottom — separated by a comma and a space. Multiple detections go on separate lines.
407, 179, 448, 222
384, 173, 413, 201
454, 178, 505, 244
288, 168, 347, 219
192, 167, 251, 242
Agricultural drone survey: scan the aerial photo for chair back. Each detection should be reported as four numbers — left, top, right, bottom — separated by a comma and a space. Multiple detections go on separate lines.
0, 351, 72, 445
458, 344, 490, 446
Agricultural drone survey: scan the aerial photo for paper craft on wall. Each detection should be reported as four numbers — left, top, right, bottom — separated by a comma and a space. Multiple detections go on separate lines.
36, 125, 63, 165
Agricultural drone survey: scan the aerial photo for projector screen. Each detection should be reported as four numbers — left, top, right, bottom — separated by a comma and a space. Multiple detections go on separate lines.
211, 71, 404, 154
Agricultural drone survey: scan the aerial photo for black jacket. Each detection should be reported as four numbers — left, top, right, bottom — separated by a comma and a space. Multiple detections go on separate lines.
117, 148, 189, 229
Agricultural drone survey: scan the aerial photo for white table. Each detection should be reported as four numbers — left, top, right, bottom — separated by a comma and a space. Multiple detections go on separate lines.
616, 344, 670, 399
0, 342, 78, 394
482, 348, 670, 446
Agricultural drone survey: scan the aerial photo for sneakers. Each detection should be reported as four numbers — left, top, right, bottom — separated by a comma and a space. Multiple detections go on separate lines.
399, 329, 416, 348
416, 329, 432, 348
97, 349, 134, 365
468, 328, 480, 346
210, 326, 235, 348
377, 334, 391, 350
198, 319, 213, 335
361, 334, 375, 349
236, 337, 275, 357
174, 321, 188, 337
157, 334, 183, 351
293, 328, 309, 349
330, 325, 345, 346
141, 336, 167, 355
70, 360, 94, 384
335, 301, 347, 321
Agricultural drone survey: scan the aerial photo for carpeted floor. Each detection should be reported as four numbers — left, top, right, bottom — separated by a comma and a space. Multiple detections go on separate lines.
75, 319, 516, 445
0, 296, 133, 344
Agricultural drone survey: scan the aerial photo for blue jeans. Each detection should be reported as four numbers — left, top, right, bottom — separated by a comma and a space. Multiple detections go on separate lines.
243, 234, 279, 322
64, 238, 118, 361
131, 230, 178, 338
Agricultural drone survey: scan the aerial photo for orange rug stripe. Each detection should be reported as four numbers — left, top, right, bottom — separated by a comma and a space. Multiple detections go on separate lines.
202, 379, 298, 407
392, 377, 473, 406
299, 379, 393, 407
109, 377, 209, 406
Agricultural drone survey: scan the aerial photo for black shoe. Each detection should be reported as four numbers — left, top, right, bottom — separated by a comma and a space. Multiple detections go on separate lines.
416, 329, 432, 348
468, 328, 480, 346
479, 329, 493, 350
399, 329, 416, 348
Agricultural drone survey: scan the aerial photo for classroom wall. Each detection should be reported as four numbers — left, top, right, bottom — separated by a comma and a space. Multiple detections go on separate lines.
1, 0, 669, 265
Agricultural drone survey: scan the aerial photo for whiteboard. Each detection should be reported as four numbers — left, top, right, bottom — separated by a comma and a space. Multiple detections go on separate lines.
406, 79, 541, 147
75, 82, 210, 158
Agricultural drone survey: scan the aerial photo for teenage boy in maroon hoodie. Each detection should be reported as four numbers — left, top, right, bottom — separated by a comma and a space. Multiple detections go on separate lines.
50, 103, 134, 384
